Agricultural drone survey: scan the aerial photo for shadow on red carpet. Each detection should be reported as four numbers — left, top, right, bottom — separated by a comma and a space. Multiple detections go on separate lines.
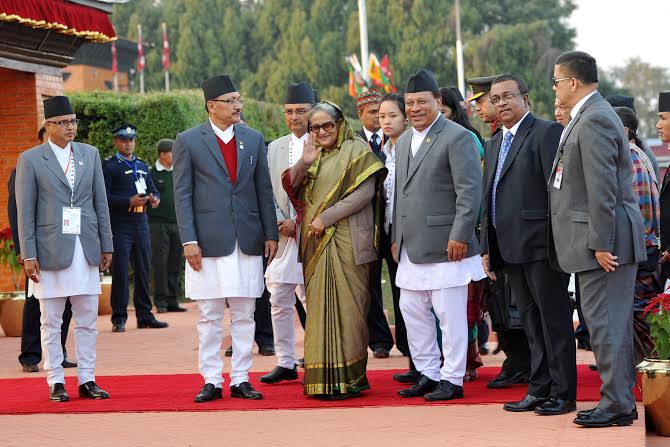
0, 365, 640, 415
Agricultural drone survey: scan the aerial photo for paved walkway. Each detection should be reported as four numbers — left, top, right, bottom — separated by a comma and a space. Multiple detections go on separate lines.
0, 302, 662, 446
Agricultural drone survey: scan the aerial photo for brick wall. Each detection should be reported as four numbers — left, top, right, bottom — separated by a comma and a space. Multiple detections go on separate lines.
63, 65, 129, 92
0, 67, 63, 291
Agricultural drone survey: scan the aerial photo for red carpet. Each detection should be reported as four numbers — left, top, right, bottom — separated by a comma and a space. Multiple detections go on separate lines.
0, 365, 640, 415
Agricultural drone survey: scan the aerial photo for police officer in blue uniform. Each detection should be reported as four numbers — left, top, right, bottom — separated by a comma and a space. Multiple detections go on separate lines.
103, 123, 168, 332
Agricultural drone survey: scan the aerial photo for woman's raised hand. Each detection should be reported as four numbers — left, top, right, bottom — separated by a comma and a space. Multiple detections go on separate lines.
301, 134, 321, 166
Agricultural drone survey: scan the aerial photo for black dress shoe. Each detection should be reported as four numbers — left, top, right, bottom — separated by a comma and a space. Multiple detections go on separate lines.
194, 384, 223, 402
573, 407, 637, 427
297, 358, 305, 368
503, 395, 547, 412
22, 364, 39, 373
225, 346, 233, 357
392, 369, 421, 384
260, 366, 298, 384
373, 348, 390, 359
424, 380, 464, 401
156, 307, 167, 313
78, 381, 110, 399
137, 319, 169, 329
62, 358, 77, 368
588, 363, 598, 371
577, 340, 592, 351
258, 346, 275, 356
112, 324, 125, 333
577, 405, 638, 420
230, 382, 263, 399
398, 375, 438, 397
50, 383, 69, 402
486, 371, 529, 389
534, 397, 576, 415
167, 305, 187, 312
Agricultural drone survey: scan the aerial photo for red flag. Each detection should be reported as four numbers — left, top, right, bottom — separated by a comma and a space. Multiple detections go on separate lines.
111, 41, 117, 74
137, 26, 145, 73
380, 54, 397, 93
161, 22, 170, 71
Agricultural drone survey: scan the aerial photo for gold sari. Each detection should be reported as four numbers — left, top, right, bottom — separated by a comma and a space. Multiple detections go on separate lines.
282, 108, 386, 396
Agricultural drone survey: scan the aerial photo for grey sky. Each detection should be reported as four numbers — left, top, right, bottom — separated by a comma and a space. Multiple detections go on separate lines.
569, 0, 670, 71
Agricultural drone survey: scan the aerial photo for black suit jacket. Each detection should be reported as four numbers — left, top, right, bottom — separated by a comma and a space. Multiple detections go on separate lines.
481, 113, 562, 270
357, 128, 388, 163
660, 170, 670, 253
7, 168, 19, 256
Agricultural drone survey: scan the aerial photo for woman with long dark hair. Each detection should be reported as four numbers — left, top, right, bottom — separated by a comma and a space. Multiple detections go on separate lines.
440, 87, 485, 156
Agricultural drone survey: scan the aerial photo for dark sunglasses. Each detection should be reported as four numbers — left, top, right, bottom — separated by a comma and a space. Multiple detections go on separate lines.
308, 121, 336, 133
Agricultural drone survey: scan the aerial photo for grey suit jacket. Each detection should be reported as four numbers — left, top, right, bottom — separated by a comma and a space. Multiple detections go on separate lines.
172, 121, 278, 257
15, 142, 113, 270
392, 114, 482, 263
548, 92, 646, 273
267, 134, 293, 258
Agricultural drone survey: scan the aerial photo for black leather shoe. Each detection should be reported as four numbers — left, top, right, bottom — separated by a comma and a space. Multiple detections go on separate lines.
137, 319, 169, 329
260, 366, 298, 384
577, 340, 592, 351
373, 348, 390, 359
78, 381, 110, 399
50, 383, 69, 402
424, 380, 464, 401
573, 407, 637, 427
230, 382, 263, 399
259, 346, 275, 356
194, 384, 223, 402
62, 358, 77, 368
112, 324, 125, 333
588, 363, 598, 371
22, 364, 39, 373
503, 395, 547, 412
486, 371, 529, 389
225, 346, 233, 357
156, 307, 167, 313
392, 369, 421, 384
297, 358, 305, 368
398, 375, 438, 397
534, 398, 576, 415
167, 305, 187, 312
577, 405, 638, 420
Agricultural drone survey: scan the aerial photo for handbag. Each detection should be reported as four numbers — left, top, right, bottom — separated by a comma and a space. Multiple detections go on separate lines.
485, 270, 523, 332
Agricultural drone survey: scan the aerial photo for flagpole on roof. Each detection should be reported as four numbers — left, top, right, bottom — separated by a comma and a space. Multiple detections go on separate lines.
455, 0, 465, 97
358, 0, 370, 83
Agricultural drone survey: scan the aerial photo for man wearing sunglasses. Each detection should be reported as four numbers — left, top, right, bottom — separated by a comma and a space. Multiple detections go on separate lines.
15, 96, 113, 402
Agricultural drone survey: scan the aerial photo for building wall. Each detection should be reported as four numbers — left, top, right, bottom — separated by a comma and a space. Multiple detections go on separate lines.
63, 65, 128, 92
0, 67, 63, 291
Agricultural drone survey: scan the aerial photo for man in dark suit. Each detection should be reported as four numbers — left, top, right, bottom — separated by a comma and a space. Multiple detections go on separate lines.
355, 88, 394, 359
481, 75, 576, 416
550, 51, 646, 428
8, 127, 75, 373
468, 75, 531, 388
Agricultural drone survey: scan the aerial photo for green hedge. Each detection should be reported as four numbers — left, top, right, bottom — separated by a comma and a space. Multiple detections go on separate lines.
69, 90, 287, 163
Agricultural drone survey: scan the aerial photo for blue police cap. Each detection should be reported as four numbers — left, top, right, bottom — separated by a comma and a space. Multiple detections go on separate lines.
112, 123, 137, 139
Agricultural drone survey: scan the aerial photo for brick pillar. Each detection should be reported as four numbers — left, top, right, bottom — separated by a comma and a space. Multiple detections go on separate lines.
0, 67, 63, 291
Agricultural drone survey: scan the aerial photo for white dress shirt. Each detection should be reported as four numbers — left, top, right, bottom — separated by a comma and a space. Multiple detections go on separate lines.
155, 159, 172, 172
28, 139, 101, 299
410, 114, 441, 156
382, 138, 396, 234
363, 127, 384, 147
560, 90, 598, 144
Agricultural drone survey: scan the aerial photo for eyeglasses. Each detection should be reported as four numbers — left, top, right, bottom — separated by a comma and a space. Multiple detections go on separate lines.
284, 108, 308, 116
211, 98, 244, 106
308, 121, 336, 133
46, 119, 80, 127
490, 92, 525, 105
551, 77, 572, 87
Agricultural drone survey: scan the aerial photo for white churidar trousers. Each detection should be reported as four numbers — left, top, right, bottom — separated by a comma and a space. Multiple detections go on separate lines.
266, 281, 306, 369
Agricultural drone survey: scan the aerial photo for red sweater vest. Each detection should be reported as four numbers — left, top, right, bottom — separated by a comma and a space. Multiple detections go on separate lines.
215, 135, 237, 184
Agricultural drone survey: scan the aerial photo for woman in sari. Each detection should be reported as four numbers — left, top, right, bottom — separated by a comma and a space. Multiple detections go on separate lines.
282, 102, 386, 399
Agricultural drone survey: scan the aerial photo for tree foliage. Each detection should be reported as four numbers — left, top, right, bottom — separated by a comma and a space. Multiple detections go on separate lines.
112, 0, 578, 120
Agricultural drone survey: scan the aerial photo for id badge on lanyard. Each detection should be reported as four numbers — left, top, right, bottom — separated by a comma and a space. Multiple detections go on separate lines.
135, 176, 147, 194
553, 156, 564, 189
62, 207, 81, 234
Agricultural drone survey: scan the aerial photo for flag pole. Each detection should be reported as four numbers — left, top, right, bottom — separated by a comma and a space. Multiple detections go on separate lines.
162, 22, 170, 92
455, 0, 465, 97
111, 41, 118, 92
358, 0, 370, 83
138, 24, 145, 94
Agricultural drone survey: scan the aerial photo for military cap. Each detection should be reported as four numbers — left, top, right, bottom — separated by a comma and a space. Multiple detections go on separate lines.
111, 123, 137, 139
466, 75, 498, 102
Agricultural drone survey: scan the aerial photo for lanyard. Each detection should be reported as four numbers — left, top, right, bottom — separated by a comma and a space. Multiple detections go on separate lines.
117, 153, 139, 179
65, 148, 75, 207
